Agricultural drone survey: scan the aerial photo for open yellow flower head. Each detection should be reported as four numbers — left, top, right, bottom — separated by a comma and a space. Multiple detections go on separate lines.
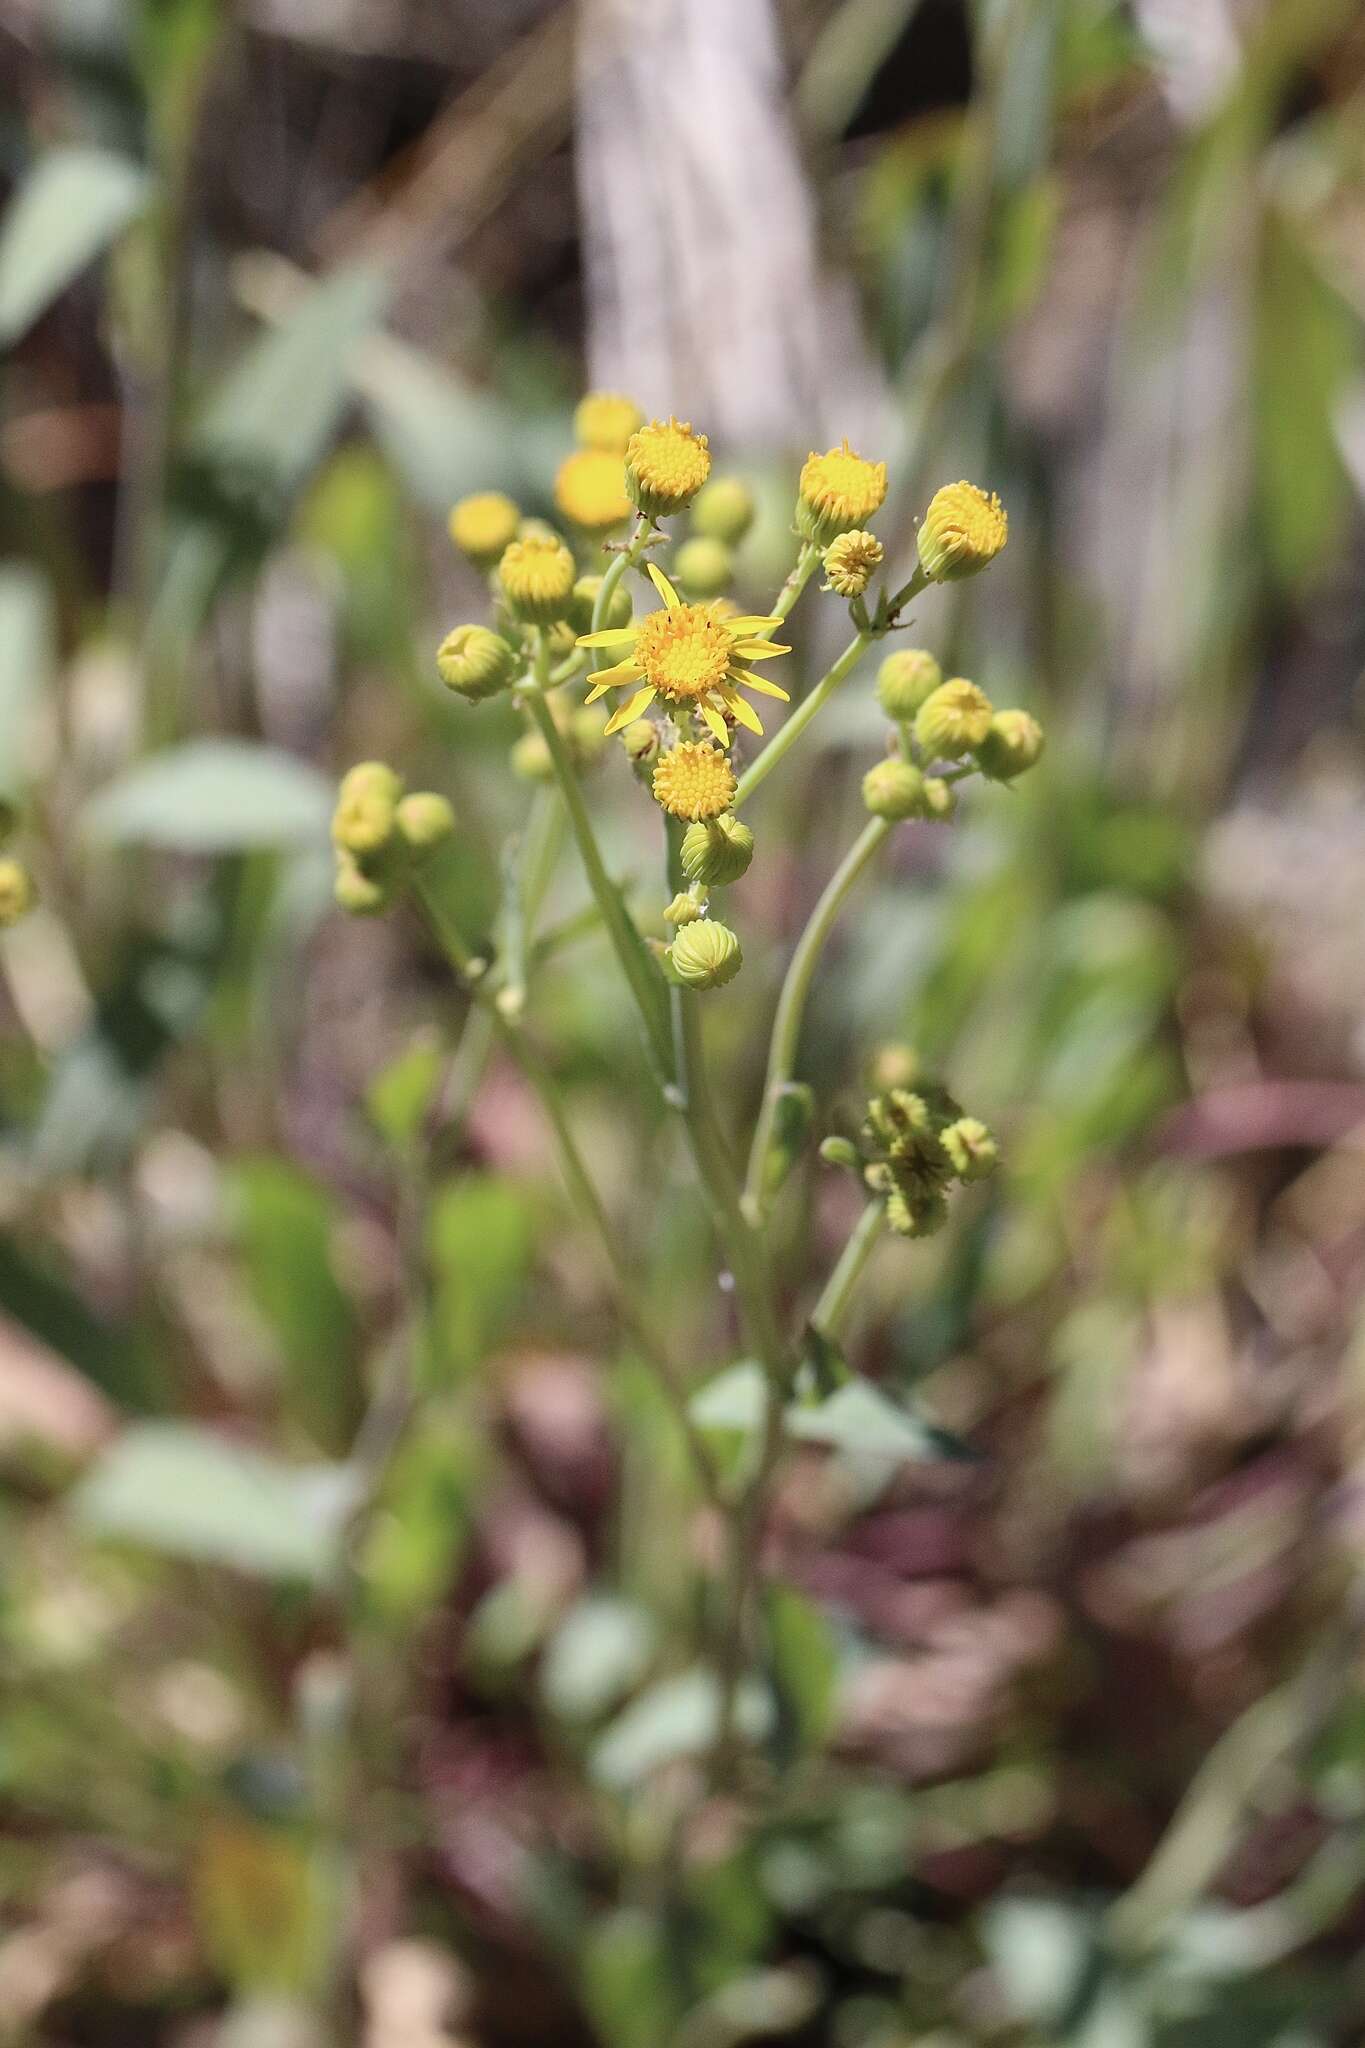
691, 476, 755, 545
651, 741, 737, 821
555, 449, 633, 533
914, 678, 993, 760
437, 624, 518, 701
917, 481, 1008, 583
577, 562, 789, 743
625, 417, 711, 520
797, 441, 887, 543
824, 528, 884, 598
674, 535, 733, 599
498, 532, 576, 624
667, 918, 742, 990
975, 707, 1044, 782
876, 648, 942, 720
680, 813, 754, 886
574, 391, 643, 454
448, 491, 520, 568
0, 857, 34, 927
333, 761, 402, 857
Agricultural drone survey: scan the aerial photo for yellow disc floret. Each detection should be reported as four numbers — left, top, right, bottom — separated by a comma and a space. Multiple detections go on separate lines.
823, 528, 884, 598
574, 391, 643, 453
625, 417, 711, 520
797, 441, 887, 543
448, 491, 520, 568
497, 532, 577, 624
576, 563, 789, 743
554, 448, 633, 533
917, 481, 1008, 583
651, 742, 738, 821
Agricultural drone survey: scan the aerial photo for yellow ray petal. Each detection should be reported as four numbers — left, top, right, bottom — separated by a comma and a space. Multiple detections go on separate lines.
585, 659, 644, 700
577, 626, 640, 648
725, 614, 784, 633
730, 640, 791, 661
720, 688, 764, 736
603, 685, 657, 735
647, 562, 682, 609
699, 701, 731, 745
728, 667, 790, 701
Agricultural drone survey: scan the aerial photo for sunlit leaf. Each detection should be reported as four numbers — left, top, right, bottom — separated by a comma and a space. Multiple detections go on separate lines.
0, 148, 150, 344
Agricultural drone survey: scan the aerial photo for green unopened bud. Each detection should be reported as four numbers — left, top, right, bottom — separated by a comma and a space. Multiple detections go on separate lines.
940, 1116, 998, 1181
674, 535, 734, 599
571, 573, 633, 635
569, 707, 609, 770
819, 1135, 861, 1172
395, 792, 455, 856
876, 649, 942, 720
914, 678, 993, 761
437, 624, 518, 702
620, 719, 660, 770
921, 777, 955, 821
666, 919, 742, 990
885, 1185, 949, 1238
680, 813, 754, 887
975, 708, 1044, 782
334, 851, 394, 917
691, 476, 755, 545
510, 731, 554, 782
862, 757, 925, 821
664, 892, 703, 926
0, 857, 34, 926
333, 761, 402, 857
498, 533, 576, 625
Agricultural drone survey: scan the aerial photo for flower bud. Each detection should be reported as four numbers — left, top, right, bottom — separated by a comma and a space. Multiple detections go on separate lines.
333, 761, 402, 857
941, 1116, 998, 1181
922, 777, 956, 821
625, 417, 711, 520
437, 624, 518, 702
819, 1135, 861, 1172
497, 533, 577, 625
395, 792, 455, 857
885, 1185, 949, 1239
334, 851, 393, 917
574, 391, 643, 454
555, 449, 632, 534
666, 918, 742, 990
868, 1043, 919, 1091
673, 535, 733, 599
862, 757, 925, 821
664, 892, 703, 926
917, 481, 1008, 583
680, 813, 754, 886
0, 857, 34, 926
823, 528, 883, 598
571, 573, 633, 635
796, 441, 887, 544
876, 648, 942, 720
975, 708, 1044, 782
619, 719, 660, 769
914, 678, 993, 760
690, 476, 755, 545
569, 707, 609, 769
448, 491, 520, 569
510, 731, 553, 782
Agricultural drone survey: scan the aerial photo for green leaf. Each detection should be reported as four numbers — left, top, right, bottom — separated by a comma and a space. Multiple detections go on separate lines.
73, 1422, 354, 1581
0, 148, 150, 345
0, 564, 54, 800
785, 1380, 975, 1463
85, 740, 332, 851
764, 1584, 838, 1760
579, 1909, 679, 2048
689, 1359, 769, 1435
591, 1668, 772, 1790
228, 1158, 358, 1453
542, 1597, 657, 1724
427, 1174, 536, 1382
365, 1036, 444, 1151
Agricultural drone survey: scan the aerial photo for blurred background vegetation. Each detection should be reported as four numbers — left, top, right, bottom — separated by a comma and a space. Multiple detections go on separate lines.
4, 0, 1365, 2043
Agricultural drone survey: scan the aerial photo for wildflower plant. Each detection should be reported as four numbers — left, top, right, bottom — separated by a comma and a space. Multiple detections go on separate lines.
333, 399, 1042, 1774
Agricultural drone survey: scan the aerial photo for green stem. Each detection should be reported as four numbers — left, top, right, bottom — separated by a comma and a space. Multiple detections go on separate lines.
809, 1198, 884, 1344
592, 515, 655, 632
733, 631, 869, 810
743, 816, 891, 1222
765, 540, 823, 633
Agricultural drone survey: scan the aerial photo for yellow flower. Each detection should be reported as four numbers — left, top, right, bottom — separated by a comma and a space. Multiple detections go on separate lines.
437, 624, 518, 701
333, 762, 402, 856
554, 449, 633, 533
823, 528, 883, 597
448, 491, 520, 568
575, 391, 643, 453
577, 563, 789, 742
797, 441, 887, 543
498, 533, 577, 624
625, 418, 711, 519
914, 678, 994, 759
917, 481, 1007, 582
651, 742, 737, 821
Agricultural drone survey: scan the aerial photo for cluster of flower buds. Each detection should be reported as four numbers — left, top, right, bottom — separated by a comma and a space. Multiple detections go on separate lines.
0, 799, 35, 928
331, 762, 455, 916
863, 643, 1044, 822
822, 1081, 998, 1238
